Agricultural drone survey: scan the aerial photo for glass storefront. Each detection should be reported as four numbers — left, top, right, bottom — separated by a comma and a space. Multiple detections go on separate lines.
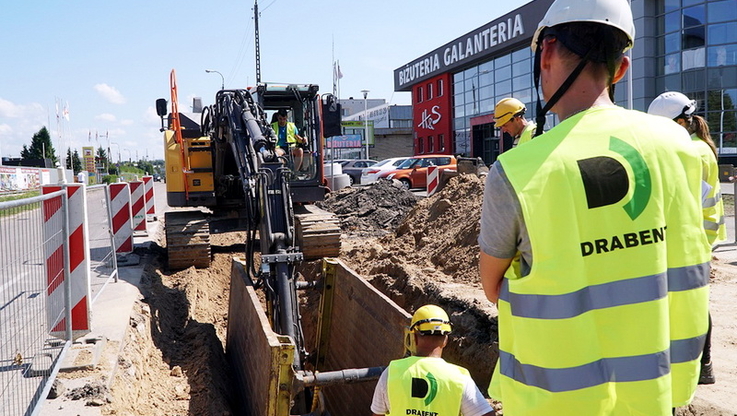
656, 0, 737, 153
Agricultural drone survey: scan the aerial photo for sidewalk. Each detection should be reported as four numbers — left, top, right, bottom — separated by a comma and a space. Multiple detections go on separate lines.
38, 223, 159, 416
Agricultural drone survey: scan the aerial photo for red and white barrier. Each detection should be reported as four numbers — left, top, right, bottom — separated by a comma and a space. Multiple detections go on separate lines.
43, 184, 91, 340
427, 166, 439, 196
109, 183, 133, 254
142, 175, 156, 222
129, 181, 147, 234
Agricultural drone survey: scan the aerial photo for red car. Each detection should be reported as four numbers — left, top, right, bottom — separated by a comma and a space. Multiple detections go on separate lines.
379, 154, 457, 189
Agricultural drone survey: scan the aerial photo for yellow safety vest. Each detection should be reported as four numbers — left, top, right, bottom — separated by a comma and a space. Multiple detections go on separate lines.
691, 134, 726, 244
488, 107, 711, 415
516, 122, 537, 147
387, 356, 467, 415
271, 122, 299, 147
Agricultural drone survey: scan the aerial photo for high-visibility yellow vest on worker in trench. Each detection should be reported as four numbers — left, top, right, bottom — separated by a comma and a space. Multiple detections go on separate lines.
271, 122, 299, 147
387, 356, 467, 415
691, 133, 727, 244
488, 107, 711, 415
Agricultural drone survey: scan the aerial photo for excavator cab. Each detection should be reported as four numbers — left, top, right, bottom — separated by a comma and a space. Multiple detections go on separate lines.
252, 83, 337, 203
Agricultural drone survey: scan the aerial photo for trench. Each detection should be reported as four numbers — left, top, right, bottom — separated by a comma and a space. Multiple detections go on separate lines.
102, 176, 502, 415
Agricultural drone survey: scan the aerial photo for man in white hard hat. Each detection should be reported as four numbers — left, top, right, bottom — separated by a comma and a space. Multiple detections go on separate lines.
370, 305, 494, 416
493, 98, 536, 147
478, 0, 710, 414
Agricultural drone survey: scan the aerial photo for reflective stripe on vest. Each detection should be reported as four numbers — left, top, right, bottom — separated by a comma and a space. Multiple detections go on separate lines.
491, 107, 711, 413
387, 356, 467, 416
499, 262, 708, 319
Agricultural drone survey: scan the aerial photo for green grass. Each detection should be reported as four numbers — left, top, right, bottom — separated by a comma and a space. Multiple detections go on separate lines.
0, 190, 42, 218
0, 190, 41, 203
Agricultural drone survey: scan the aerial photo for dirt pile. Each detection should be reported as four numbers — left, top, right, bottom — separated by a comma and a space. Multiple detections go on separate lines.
103, 239, 238, 416
327, 174, 498, 389
316, 179, 419, 237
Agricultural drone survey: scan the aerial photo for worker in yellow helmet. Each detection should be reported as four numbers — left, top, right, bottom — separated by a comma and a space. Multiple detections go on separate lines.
493, 97, 536, 147
370, 305, 494, 416
478, 0, 710, 414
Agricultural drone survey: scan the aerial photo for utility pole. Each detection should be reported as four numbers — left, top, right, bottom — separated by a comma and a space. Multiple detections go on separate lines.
254, 0, 261, 83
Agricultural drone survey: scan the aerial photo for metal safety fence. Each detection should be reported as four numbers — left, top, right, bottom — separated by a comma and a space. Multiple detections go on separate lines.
86, 185, 118, 303
0, 191, 72, 416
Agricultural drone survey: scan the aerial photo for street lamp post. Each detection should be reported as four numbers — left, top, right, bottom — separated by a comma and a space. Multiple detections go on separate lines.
361, 89, 370, 159
205, 69, 225, 90
125, 149, 132, 164
111, 142, 120, 164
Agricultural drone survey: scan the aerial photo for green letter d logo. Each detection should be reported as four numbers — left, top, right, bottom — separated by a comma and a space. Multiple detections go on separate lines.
411, 372, 438, 405
577, 137, 651, 220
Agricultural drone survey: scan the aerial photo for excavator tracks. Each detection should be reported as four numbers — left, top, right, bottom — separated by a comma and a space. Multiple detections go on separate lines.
165, 210, 211, 270
294, 205, 342, 260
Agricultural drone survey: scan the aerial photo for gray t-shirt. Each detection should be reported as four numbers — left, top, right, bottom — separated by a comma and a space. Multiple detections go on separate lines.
478, 162, 533, 277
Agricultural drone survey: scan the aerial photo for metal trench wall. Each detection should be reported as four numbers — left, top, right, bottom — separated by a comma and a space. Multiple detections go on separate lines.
226, 257, 410, 415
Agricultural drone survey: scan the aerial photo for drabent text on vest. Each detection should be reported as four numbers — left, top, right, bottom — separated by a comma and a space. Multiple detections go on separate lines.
581, 226, 667, 257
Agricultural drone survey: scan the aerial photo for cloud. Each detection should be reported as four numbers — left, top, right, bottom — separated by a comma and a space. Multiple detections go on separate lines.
95, 113, 117, 122
144, 106, 161, 125
120, 119, 134, 126
94, 84, 126, 104
0, 97, 45, 119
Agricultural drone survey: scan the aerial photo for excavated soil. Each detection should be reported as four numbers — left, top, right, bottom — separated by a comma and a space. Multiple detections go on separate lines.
97, 179, 737, 416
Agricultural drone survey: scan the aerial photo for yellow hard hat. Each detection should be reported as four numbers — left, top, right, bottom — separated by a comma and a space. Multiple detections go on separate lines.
410, 305, 452, 335
493, 98, 526, 127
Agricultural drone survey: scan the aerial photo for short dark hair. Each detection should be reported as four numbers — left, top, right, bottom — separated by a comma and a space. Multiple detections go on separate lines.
277, 109, 288, 117
545, 22, 630, 64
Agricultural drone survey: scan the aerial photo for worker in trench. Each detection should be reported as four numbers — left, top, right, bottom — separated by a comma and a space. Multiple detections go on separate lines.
478, 0, 711, 414
370, 304, 495, 416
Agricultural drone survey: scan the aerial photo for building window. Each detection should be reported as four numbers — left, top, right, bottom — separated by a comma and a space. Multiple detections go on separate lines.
438, 134, 445, 152
416, 86, 424, 103
428, 136, 434, 153
418, 137, 425, 154
427, 83, 433, 100
437, 79, 444, 97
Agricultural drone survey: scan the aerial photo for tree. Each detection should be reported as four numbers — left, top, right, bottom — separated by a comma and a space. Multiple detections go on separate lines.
66, 148, 83, 174
21, 127, 58, 164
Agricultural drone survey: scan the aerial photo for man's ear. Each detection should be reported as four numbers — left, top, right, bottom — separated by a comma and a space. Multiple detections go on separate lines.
540, 37, 558, 71
612, 55, 630, 84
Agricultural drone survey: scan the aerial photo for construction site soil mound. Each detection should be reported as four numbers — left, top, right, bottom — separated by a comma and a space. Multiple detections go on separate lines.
102, 235, 239, 416
319, 175, 500, 390
316, 179, 419, 237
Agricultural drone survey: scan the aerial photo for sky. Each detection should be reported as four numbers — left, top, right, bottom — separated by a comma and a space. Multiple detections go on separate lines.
0, 0, 529, 163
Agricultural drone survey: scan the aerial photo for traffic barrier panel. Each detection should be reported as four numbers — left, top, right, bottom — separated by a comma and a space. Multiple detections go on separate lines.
129, 180, 147, 234
109, 183, 133, 254
427, 166, 439, 196
142, 175, 156, 222
43, 184, 91, 339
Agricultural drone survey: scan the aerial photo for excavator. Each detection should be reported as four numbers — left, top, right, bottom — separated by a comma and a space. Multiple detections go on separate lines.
156, 70, 381, 414
156, 70, 342, 270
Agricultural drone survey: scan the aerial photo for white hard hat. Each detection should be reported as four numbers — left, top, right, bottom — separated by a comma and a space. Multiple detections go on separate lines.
531, 0, 635, 52
647, 91, 697, 119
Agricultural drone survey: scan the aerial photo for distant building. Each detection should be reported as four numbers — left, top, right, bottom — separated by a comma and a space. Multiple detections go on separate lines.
335, 99, 414, 161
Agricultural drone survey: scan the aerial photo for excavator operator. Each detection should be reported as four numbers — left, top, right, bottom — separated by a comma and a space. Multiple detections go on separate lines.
271, 108, 307, 172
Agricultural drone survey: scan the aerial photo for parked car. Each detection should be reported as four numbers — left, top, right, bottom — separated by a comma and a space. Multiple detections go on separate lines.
360, 157, 410, 185
336, 159, 377, 185
378, 154, 457, 189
